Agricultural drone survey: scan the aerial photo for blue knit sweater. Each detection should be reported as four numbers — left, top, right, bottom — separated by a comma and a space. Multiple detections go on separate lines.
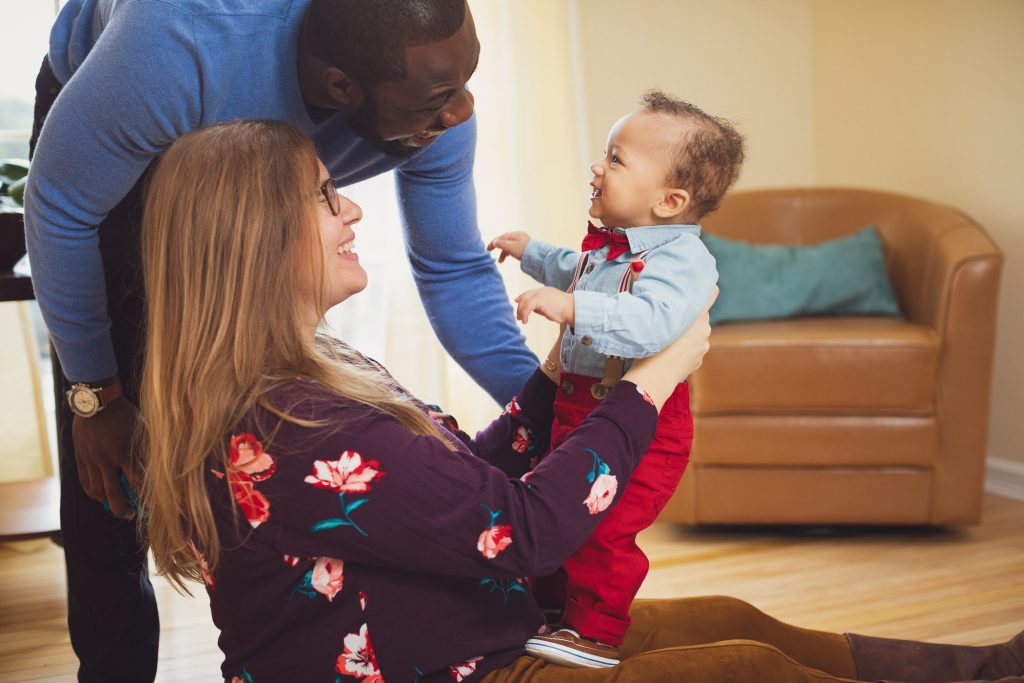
25, 0, 535, 403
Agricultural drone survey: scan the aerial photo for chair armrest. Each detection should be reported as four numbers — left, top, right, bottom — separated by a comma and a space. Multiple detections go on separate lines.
913, 215, 1003, 523
911, 214, 1002, 331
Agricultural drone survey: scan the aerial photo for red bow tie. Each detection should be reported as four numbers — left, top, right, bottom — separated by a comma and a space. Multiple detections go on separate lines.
581, 222, 631, 260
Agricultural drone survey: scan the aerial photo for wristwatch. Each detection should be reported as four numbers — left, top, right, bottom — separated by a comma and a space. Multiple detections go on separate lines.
66, 380, 123, 418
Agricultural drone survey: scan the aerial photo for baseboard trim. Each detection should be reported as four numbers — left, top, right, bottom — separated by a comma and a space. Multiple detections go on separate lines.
985, 456, 1024, 502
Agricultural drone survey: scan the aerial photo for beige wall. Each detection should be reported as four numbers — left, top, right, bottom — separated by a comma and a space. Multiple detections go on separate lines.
570, 1, 1022, 462
811, 1, 1024, 465
574, 0, 816, 193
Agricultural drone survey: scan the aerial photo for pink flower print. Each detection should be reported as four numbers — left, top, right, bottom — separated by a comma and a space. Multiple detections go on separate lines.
581, 447, 617, 515
359, 591, 368, 611
188, 541, 215, 590
512, 426, 532, 454
304, 451, 384, 493
426, 406, 460, 433
520, 471, 533, 484
477, 506, 513, 559
229, 433, 276, 481
502, 397, 521, 417
635, 384, 655, 407
231, 478, 270, 528
310, 556, 344, 602
282, 554, 301, 567
212, 434, 277, 527
450, 656, 483, 681
583, 473, 618, 515
478, 525, 512, 559
337, 624, 382, 680
308, 453, 384, 538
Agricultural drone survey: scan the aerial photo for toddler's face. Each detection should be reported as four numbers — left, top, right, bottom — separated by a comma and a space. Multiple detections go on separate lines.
589, 110, 682, 229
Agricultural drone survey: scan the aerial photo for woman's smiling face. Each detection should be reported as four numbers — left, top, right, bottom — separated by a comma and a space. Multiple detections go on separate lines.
312, 160, 367, 311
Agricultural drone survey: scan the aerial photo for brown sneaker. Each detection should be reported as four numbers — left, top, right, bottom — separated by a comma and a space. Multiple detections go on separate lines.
525, 628, 621, 668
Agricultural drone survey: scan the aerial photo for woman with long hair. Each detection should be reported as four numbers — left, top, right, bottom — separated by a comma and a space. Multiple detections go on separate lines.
139, 120, 1021, 683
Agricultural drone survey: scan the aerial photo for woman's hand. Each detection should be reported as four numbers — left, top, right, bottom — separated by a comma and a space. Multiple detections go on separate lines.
623, 287, 717, 411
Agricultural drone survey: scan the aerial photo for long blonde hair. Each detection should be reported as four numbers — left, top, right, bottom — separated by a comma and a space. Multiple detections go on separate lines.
140, 120, 452, 593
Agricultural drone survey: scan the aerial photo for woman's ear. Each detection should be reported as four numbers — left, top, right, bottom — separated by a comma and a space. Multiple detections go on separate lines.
323, 66, 364, 112
653, 188, 692, 221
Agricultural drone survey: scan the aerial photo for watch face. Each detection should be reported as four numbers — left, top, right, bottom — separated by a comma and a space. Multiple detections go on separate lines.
72, 388, 99, 415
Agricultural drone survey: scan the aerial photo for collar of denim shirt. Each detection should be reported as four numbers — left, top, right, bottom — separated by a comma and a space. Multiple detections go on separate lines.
610, 223, 702, 255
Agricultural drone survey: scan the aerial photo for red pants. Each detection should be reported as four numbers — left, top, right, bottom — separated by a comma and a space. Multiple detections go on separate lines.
531, 373, 693, 646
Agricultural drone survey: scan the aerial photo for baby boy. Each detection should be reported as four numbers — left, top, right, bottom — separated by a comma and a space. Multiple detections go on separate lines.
488, 90, 745, 668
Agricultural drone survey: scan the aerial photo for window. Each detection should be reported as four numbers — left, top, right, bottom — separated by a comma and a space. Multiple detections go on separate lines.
0, 1, 62, 158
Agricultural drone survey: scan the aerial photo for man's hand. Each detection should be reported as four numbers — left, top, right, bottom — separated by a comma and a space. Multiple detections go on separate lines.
487, 231, 531, 263
71, 396, 140, 519
515, 286, 575, 325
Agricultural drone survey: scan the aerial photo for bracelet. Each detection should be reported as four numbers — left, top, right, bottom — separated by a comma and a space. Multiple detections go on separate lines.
542, 358, 558, 373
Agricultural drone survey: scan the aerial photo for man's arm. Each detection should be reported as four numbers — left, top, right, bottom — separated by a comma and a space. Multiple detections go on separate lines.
26, 2, 202, 517
395, 115, 537, 405
26, 2, 202, 382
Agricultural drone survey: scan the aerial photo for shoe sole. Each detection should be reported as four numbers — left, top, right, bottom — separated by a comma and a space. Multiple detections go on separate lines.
524, 638, 619, 668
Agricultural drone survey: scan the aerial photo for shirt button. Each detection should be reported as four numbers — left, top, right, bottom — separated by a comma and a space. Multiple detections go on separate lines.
561, 352, 568, 364
561, 379, 574, 395
585, 264, 595, 274
581, 336, 592, 346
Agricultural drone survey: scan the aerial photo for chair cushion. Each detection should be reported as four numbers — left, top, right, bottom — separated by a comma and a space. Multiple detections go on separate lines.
701, 226, 903, 325
692, 316, 939, 414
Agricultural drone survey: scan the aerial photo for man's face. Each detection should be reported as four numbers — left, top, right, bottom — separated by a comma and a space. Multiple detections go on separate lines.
352, 7, 480, 157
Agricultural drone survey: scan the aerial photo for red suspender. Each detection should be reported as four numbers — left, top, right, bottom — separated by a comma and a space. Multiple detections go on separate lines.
617, 249, 652, 293
567, 253, 590, 293
566, 248, 654, 398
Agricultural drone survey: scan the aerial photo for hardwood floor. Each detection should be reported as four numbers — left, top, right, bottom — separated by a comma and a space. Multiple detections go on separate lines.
1, 493, 1022, 682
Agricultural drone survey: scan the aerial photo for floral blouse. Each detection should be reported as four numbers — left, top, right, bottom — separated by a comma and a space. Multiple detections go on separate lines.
201, 368, 657, 683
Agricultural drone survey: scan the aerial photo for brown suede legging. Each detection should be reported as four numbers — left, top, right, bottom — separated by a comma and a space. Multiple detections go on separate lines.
483, 596, 863, 682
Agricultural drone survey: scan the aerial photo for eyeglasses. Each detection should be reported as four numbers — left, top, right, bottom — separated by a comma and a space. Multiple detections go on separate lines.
319, 177, 340, 216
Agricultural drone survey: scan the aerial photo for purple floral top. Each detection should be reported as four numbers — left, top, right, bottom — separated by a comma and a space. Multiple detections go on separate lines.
201, 368, 657, 683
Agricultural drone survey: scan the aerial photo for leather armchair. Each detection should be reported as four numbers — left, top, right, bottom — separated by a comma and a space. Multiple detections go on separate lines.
661, 188, 1003, 525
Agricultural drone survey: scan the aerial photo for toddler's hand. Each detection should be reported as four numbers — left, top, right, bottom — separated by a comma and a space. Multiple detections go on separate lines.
487, 231, 531, 263
515, 287, 575, 326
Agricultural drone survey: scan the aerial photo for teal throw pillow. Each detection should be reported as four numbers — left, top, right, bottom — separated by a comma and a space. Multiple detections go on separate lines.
701, 226, 903, 325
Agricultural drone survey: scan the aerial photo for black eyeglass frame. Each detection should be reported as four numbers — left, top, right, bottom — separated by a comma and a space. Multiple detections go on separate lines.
319, 178, 340, 216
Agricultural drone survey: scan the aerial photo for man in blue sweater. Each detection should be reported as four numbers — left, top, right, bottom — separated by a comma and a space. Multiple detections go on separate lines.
25, 1, 536, 680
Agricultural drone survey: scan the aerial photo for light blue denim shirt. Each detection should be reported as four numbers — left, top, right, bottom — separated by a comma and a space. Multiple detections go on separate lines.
521, 224, 718, 378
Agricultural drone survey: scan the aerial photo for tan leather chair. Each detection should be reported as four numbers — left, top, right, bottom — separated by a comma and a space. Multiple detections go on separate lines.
661, 188, 1003, 525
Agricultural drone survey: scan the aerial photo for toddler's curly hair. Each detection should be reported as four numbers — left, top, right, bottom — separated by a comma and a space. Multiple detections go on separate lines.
642, 90, 745, 219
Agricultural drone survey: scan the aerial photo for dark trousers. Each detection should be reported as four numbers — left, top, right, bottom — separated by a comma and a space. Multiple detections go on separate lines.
31, 56, 159, 683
